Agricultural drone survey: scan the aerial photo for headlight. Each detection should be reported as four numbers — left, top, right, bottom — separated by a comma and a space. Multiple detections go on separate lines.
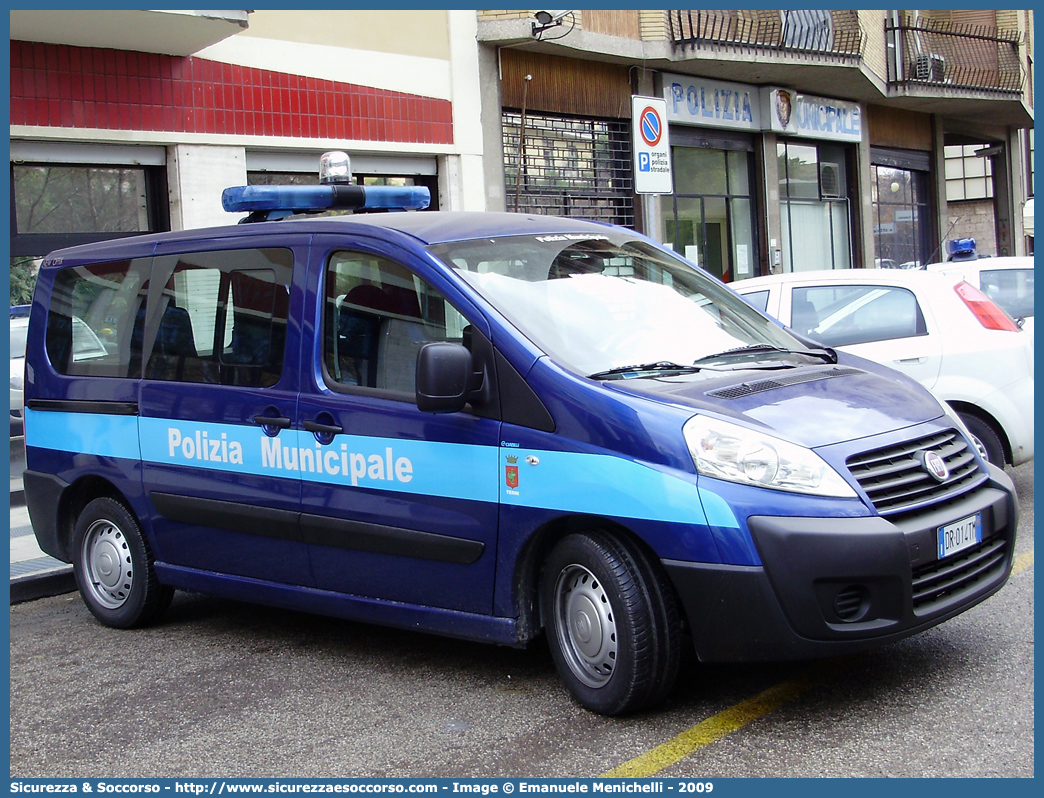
683, 415, 856, 497
10, 373, 23, 391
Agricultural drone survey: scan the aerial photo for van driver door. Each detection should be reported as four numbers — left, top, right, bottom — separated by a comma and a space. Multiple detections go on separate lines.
296, 236, 501, 616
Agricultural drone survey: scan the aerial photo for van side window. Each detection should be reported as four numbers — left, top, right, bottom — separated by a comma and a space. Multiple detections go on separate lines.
146, 248, 293, 387
324, 251, 468, 395
45, 259, 148, 378
795, 284, 927, 346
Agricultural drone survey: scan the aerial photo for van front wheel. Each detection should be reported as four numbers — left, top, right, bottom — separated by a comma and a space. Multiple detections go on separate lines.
541, 532, 679, 715
72, 497, 173, 629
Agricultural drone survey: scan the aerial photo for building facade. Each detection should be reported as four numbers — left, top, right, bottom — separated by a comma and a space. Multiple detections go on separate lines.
9, 9, 1034, 302
10, 9, 486, 303
477, 9, 1034, 281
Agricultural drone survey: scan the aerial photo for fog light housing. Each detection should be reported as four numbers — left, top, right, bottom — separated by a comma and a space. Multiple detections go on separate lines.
833, 584, 870, 622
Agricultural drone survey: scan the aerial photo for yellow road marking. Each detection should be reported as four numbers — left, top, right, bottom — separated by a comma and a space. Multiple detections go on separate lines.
601, 668, 823, 778
1012, 549, 1033, 576
604, 549, 1034, 778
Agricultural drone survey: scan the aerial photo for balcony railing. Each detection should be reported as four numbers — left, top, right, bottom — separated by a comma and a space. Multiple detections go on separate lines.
886, 15, 1024, 94
669, 10, 864, 58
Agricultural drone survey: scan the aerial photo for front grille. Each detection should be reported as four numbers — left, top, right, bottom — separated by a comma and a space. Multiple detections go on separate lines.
846, 429, 985, 516
911, 535, 1008, 610
707, 367, 862, 399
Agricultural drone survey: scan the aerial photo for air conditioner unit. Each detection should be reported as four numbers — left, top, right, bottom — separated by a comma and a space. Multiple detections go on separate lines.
819, 162, 842, 199
915, 53, 946, 82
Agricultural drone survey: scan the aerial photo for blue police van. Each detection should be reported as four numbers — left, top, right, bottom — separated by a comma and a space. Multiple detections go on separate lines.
22, 154, 1018, 715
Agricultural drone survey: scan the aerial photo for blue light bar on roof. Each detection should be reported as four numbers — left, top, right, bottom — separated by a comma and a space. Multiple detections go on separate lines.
221, 184, 430, 214
948, 237, 977, 258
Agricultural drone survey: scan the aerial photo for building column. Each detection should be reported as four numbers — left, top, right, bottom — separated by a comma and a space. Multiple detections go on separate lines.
447, 9, 486, 212
760, 132, 783, 274
478, 43, 506, 212
1003, 125, 1027, 255
856, 109, 875, 269
930, 117, 950, 261
990, 141, 1014, 257
167, 144, 246, 231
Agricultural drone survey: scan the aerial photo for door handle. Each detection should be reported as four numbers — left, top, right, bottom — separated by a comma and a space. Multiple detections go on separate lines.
303, 419, 344, 436
895, 357, 927, 364
252, 414, 291, 429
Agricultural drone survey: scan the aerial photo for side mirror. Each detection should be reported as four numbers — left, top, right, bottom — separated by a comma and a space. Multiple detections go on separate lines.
416, 342, 481, 413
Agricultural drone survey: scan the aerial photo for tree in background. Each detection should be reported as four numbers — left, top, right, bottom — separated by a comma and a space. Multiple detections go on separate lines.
10, 257, 38, 306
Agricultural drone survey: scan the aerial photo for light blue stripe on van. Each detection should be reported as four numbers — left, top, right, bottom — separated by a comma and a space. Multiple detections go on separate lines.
498, 448, 724, 528
24, 408, 141, 460
26, 410, 734, 528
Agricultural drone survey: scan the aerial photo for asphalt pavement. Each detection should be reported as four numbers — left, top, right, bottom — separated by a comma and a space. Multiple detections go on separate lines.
9, 455, 1034, 777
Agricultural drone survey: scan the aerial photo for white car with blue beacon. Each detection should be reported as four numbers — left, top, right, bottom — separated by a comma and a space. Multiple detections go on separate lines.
22, 153, 1018, 716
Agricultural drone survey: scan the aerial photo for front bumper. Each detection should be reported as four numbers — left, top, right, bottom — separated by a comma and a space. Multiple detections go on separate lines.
664, 467, 1018, 662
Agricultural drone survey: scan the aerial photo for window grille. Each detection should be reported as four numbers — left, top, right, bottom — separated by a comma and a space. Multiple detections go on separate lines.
503, 111, 635, 228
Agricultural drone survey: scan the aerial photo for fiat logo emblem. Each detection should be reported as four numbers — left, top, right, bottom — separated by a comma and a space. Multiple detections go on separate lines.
920, 450, 950, 482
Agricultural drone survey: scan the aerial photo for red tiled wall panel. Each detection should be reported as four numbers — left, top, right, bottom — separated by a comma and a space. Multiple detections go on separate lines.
10, 40, 454, 145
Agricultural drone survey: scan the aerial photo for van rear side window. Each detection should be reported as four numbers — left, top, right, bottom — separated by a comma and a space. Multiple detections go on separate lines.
146, 248, 293, 387
45, 259, 148, 378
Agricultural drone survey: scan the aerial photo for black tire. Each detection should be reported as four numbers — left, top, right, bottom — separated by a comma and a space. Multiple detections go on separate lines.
959, 412, 1006, 467
72, 497, 173, 629
628, 542, 683, 709
540, 531, 681, 715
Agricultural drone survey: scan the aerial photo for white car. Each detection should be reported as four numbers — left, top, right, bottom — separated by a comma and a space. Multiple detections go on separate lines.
733, 268, 1034, 467
926, 256, 1034, 350
10, 314, 29, 437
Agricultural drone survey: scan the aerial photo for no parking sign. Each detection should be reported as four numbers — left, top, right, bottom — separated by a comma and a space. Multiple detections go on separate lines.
631, 96, 672, 194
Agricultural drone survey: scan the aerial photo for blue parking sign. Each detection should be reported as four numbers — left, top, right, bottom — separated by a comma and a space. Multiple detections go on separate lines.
631, 96, 672, 194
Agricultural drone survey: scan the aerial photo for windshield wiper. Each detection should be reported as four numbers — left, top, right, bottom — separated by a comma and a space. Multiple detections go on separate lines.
693, 343, 837, 366
588, 361, 703, 380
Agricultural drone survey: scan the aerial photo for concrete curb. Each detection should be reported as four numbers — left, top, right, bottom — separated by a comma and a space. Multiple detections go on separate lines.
11, 567, 76, 604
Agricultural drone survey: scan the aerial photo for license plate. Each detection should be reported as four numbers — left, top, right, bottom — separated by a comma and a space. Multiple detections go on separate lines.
937, 513, 982, 559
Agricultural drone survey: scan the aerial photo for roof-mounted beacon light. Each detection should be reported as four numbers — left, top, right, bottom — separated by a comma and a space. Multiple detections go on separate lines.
221, 150, 430, 222
319, 150, 352, 184
947, 237, 978, 261
222, 183, 430, 212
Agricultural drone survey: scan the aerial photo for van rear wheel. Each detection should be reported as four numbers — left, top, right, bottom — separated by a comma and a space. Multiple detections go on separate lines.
541, 532, 680, 715
72, 497, 173, 629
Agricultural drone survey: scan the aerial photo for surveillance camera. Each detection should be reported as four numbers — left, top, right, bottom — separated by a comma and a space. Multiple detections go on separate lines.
534, 10, 571, 26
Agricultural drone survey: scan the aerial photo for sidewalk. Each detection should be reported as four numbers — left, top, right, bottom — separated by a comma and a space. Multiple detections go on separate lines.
10, 446, 75, 603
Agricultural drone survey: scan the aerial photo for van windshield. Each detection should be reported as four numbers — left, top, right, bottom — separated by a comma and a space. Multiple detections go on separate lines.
428, 233, 825, 378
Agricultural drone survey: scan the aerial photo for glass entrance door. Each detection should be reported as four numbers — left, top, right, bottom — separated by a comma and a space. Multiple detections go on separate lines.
872, 164, 931, 269
661, 146, 758, 283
